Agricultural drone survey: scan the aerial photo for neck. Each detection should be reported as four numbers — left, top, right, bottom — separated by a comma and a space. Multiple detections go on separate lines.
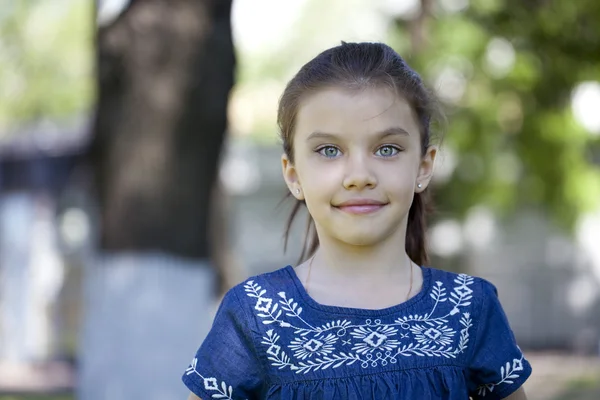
311, 224, 413, 283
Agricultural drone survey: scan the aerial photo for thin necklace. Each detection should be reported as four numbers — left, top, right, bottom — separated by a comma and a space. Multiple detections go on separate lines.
305, 254, 315, 294
406, 258, 414, 301
304, 254, 414, 302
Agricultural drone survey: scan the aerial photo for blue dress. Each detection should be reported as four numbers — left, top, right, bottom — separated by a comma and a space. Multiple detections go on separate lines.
182, 266, 532, 399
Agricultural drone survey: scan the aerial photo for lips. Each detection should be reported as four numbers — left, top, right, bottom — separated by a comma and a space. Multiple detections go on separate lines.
334, 199, 388, 215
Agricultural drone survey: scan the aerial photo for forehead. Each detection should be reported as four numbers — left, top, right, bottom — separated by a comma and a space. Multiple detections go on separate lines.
295, 86, 421, 139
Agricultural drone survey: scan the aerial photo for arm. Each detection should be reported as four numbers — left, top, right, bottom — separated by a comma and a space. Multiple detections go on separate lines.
187, 393, 202, 400
503, 387, 527, 400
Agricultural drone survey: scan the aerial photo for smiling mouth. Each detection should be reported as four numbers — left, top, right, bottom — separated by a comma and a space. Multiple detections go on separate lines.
333, 201, 388, 215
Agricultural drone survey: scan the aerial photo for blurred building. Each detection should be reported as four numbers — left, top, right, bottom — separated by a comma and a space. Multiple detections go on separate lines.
0, 118, 90, 392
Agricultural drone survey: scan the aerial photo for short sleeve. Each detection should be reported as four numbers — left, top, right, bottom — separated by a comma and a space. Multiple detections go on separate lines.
467, 280, 532, 399
182, 288, 262, 400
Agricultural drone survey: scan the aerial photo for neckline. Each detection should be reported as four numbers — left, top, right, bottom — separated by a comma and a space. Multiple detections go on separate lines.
284, 264, 431, 316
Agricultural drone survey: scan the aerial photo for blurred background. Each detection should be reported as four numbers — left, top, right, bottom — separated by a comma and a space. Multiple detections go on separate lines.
0, 0, 599, 399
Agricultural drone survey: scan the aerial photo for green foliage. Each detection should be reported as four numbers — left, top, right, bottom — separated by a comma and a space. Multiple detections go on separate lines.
0, 0, 93, 135
394, 0, 600, 230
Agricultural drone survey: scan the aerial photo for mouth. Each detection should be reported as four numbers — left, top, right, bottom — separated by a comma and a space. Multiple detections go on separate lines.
333, 199, 389, 215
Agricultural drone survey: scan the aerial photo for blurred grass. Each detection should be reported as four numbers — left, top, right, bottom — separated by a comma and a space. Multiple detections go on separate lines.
0, 396, 73, 400
551, 375, 600, 400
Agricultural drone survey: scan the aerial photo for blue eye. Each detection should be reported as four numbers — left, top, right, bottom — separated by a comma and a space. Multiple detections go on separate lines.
317, 146, 341, 158
375, 145, 401, 157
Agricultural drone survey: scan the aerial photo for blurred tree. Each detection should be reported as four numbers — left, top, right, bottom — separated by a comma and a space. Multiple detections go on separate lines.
81, 0, 236, 399
90, 0, 234, 277
0, 0, 93, 134
391, 0, 600, 230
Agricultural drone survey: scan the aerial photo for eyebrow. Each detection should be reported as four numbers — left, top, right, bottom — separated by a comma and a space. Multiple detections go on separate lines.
306, 127, 410, 141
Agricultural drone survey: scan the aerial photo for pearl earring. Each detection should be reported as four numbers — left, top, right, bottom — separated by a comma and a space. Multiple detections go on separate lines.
417, 183, 422, 188
296, 188, 301, 195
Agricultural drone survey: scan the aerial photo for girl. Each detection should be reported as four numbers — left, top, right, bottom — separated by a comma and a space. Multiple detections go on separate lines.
182, 42, 531, 400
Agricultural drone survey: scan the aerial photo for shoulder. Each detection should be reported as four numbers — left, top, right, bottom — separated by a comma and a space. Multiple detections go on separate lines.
425, 266, 499, 313
207, 266, 293, 341
231, 264, 292, 294
426, 266, 496, 290
224, 265, 294, 314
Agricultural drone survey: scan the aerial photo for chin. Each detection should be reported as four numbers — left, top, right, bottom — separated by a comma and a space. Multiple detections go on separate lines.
317, 215, 405, 247
333, 230, 393, 247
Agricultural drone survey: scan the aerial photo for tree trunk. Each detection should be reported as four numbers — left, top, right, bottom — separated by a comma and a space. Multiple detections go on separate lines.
79, 1, 235, 399
90, 0, 234, 265
407, 0, 432, 54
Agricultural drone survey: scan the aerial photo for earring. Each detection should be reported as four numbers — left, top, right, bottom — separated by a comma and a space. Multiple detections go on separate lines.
296, 188, 301, 195
417, 183, 422, 188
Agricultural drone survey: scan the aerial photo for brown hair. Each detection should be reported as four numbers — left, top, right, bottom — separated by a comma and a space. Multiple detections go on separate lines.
279, 42, 442, 266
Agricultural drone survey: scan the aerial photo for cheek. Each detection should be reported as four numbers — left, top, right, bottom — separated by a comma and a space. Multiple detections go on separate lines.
303, 168, 341, 199
296, 156, 342, 188
381, 156, 420, 181
384, 173, 414, 196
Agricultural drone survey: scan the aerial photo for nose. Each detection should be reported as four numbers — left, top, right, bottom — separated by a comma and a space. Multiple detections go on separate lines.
342, 153, 377, 190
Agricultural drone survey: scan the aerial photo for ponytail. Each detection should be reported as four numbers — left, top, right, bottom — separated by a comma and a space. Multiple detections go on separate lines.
405, 189, 431, 266
282, 193, 319, 264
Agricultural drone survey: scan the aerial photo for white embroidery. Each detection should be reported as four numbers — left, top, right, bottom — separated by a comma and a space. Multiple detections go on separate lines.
244, 273, 475, 374
185, 357, 240, 399
351, 325, 401, 354
476, 353, 526, 397
290, 333, 338, 359
411, 323, 456, 346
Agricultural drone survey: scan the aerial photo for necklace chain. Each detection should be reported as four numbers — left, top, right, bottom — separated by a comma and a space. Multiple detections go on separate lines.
304, 254, 414, 303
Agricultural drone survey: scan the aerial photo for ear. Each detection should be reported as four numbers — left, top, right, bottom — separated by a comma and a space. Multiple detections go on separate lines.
415, 145, 437, 193
281, 153, 304, 200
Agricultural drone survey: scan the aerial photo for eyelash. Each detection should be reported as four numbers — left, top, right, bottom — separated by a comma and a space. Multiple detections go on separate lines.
316, 145, 403, 158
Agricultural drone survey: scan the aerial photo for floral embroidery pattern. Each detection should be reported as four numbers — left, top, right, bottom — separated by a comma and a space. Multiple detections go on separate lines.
244, 274, 475, 374
351, 325, 401, 354
289, 333, 338, 359
185, 357, 239, 399
411, 324, 455, 346
476, 352, 526, 397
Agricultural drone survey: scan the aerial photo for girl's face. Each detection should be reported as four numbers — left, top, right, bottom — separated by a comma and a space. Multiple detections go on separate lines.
282, 86, 436, 248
